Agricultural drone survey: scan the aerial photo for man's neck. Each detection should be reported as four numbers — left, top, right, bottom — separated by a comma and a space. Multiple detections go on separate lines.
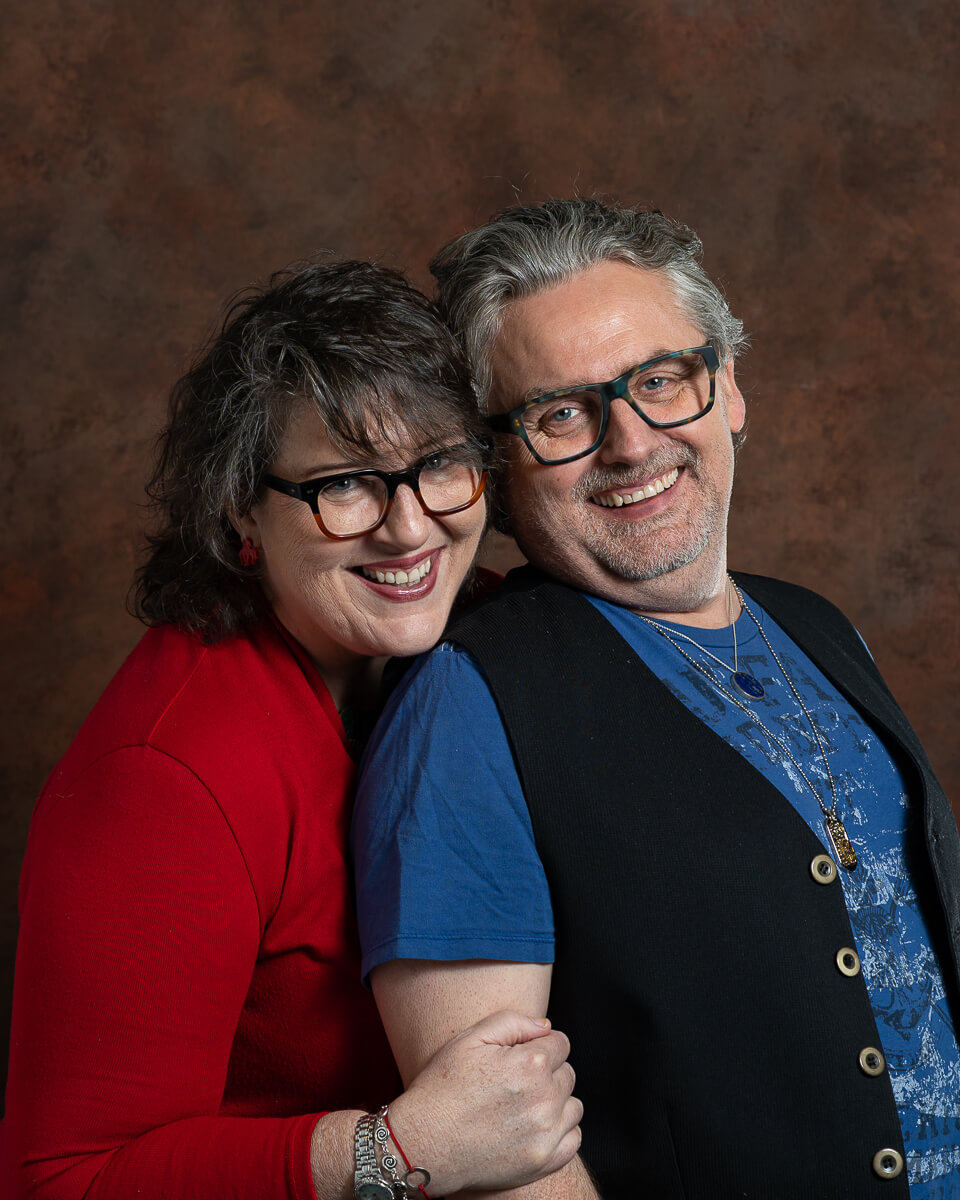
628, 577, 733, 629
556, 551, 734, 629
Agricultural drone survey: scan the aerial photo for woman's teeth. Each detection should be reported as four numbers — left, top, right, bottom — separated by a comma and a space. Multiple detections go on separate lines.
593, 467, 679, 508
362, 556, 433, 586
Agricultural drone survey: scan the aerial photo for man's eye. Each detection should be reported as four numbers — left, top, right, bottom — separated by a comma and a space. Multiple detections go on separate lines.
545, 406, 579, 426
634, 372, 685, 405
539, 401, 591, 429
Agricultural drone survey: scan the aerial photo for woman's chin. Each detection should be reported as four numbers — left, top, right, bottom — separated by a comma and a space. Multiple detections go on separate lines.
363, 614, 447, 661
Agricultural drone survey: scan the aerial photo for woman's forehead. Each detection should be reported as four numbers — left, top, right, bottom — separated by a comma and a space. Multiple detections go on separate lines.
274, 397, 469, 474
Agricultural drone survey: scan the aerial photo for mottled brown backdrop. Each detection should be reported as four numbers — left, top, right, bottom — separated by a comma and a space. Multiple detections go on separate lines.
2, 0, 958, 1097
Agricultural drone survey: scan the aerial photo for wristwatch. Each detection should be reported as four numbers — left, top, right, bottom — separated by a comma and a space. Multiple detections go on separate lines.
354, 1112, 396, 1200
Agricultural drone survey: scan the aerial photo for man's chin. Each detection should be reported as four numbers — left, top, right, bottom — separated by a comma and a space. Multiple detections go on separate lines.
586, 529, 711, 583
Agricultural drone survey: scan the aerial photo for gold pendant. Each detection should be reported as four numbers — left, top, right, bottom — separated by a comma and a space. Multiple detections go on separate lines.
824, 813, 858, 870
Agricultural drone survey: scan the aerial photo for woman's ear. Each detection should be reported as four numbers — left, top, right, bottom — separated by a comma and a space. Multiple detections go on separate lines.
229, 508, 263, 569
229, 508, 260, 543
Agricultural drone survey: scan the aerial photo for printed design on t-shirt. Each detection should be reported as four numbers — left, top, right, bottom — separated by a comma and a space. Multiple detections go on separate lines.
654, 632, 960, 1195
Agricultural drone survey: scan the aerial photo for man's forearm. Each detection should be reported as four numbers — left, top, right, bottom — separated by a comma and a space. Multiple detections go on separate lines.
455, 1154, 600, 1200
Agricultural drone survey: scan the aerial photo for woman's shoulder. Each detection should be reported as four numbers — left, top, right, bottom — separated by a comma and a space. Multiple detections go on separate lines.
44, 624, 210, 784
46, 618, 348, 809
34, 618, 354, 909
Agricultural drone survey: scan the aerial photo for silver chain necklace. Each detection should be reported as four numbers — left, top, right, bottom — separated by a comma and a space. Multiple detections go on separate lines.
637, 578, 858, 870
639, 582, 766, 701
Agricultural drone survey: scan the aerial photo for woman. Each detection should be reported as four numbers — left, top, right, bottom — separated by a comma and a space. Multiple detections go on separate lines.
4, 261, 581, 1199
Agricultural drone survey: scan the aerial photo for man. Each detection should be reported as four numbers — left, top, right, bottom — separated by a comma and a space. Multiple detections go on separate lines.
352, 200, 960, 1199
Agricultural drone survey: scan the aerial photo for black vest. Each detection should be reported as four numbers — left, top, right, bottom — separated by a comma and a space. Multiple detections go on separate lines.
446, 567, 960, 1199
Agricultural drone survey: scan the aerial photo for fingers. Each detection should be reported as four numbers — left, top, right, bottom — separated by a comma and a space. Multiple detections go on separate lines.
468, 1007, 555, 1046
555, 1057, 576, 1096
476, 1014, 575, 1107
528, 1093, 585, 1182
396, 1015, 583, 1195
529, 1027, 572, 1072
555, 1099, 585, 1168
563, 1093, 584, 1134
542, 1117, 585, 1179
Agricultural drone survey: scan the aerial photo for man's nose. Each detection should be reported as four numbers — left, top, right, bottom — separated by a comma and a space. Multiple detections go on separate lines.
596, 397, 664, 464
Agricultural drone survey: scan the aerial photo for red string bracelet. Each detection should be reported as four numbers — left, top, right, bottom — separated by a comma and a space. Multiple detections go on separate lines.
382, 1108, 433, 1198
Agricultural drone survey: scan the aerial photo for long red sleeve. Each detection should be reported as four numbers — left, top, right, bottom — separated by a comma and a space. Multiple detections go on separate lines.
4, 621, 398, 1199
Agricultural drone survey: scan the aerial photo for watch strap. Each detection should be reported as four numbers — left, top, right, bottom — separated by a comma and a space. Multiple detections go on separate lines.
354, 1112, 399, 1198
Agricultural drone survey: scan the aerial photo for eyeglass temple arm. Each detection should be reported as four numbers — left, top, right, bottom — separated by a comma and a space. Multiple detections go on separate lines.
262, 475, 308, 499
485, 413, 516, 433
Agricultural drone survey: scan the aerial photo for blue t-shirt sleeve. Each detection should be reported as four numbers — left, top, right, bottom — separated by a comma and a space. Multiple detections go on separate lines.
351, 643, 554, 981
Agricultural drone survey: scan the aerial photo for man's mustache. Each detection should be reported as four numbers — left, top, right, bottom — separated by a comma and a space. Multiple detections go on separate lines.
571, 445, 700, 501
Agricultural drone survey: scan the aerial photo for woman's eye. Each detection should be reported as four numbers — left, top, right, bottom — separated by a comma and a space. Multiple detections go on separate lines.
323, 476, 362, 497
422, 451, 450, 471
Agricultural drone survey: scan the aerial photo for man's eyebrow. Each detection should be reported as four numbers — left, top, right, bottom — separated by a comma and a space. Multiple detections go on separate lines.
520, 382, 562, 403
521, 347, 680, 402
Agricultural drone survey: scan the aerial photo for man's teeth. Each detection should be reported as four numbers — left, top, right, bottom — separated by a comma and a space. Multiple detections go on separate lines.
362, 556, 433, 586
594, 467, 680, 508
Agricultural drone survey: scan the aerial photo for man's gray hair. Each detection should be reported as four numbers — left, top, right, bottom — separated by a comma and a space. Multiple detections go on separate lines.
430, 198, 746, 408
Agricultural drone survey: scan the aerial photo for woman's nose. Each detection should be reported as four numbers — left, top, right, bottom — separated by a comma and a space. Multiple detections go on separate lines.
372, 483, 431, 548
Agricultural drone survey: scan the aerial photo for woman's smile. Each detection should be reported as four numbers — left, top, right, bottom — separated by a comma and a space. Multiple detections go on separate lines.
242, 405, 487, 687
356, 547, 439, 596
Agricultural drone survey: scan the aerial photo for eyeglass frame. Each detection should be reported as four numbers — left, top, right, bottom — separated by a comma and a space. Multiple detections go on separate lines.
261, 451, 489, 541
485, 344, 720, 466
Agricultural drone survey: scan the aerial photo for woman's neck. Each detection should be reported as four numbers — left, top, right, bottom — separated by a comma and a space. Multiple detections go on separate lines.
321, 653, 388, 713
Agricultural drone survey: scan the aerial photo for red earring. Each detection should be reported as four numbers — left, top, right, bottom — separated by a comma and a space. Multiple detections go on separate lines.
239, 537, 260, 567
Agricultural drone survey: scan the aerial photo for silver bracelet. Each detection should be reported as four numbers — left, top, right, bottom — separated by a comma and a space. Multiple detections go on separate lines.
353, 1111, 402, 1200
375, 1107, 433, 1197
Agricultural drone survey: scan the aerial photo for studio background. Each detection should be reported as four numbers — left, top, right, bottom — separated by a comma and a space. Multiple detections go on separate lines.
2, 0, 957, 1099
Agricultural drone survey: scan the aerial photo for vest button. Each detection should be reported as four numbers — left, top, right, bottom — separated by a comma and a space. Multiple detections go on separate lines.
836, 947, 861, 976
810, 854, 837, 884
859, 1046, 886, 1076
872, 1148, 904, 1179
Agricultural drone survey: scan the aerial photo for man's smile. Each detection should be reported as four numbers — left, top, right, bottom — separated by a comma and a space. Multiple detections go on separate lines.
590, 467, 680, 508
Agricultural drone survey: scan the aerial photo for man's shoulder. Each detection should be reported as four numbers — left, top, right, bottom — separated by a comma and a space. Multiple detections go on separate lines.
732, 571, 859, 630
733, 569, 835, 603
451, 566, 858, 631
446, 563, 591, 637
380, 639, 491, 710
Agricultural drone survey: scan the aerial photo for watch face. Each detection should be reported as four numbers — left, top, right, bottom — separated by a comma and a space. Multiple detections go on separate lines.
355, 1180, 394, 1200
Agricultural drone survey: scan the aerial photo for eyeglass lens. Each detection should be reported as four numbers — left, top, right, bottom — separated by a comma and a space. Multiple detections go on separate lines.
316, 458, 483, 536
521, 350, 712, 463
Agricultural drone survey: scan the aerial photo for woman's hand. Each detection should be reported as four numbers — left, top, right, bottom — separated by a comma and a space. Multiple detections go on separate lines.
385, 1008, 582, 1196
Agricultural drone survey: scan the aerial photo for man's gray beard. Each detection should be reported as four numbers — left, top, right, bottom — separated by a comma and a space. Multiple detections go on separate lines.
573, 446, 720, 582
584, 514, 712, 580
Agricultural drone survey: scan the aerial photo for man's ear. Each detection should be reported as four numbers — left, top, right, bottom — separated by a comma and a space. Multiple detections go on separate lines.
721, 358, 746, 435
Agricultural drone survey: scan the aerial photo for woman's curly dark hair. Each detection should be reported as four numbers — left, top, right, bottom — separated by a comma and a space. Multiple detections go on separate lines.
133, 259, 486, 641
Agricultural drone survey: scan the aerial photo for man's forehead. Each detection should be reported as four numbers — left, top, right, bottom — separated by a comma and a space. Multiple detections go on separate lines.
490, 261, 697, 401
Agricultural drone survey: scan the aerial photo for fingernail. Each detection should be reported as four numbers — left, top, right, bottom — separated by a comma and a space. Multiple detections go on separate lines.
534, 1017, 551, 1027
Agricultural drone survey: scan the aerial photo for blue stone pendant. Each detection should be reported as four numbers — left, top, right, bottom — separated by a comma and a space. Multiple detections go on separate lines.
731, 671, 765, 699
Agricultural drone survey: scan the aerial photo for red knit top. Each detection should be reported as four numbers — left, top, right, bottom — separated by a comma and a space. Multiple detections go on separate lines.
4, 617, 398, 1199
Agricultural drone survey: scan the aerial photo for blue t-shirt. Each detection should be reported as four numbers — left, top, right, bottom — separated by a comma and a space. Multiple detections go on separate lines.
352, 590, 960, 1194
